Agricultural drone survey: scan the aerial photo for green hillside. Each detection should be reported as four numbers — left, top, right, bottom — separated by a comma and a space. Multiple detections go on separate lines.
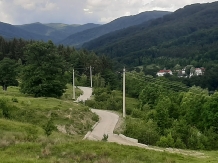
1, 87, 218, 163
83, 1, 218, 65
59, 11, 169, 46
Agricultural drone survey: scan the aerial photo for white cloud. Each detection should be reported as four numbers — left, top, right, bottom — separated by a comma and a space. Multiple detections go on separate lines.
40, 2, 58, 11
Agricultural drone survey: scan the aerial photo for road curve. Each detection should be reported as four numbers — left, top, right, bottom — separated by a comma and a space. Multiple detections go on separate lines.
79, 87, 206, 157
75, 86, 92, 102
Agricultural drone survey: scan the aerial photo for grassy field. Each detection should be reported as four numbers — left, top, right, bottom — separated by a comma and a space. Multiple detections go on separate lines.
0, 86, 218, 163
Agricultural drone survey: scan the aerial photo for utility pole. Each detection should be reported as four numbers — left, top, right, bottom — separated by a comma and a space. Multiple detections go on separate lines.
123, 67, 126, 118
72, 68, 75, 100
90, 65, 93, 88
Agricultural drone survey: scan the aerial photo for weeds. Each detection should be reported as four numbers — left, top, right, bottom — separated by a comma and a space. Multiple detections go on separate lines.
102, 134, 109, 141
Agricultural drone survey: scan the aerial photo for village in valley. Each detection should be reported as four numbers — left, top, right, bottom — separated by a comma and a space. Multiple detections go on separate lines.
156, 66, 205, 78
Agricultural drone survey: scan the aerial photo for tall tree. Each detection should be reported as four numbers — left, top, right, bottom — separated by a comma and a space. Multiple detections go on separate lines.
20, 41, 67, 97
0, 58, 18, 91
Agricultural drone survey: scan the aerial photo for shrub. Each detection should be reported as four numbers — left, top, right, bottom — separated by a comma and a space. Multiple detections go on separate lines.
43, 118, 56, 137
156, 133, 174, 148
102, 134, 108, 141
92, 114, 99, 122
0, 98, 11, 119
11, 97, 18, 103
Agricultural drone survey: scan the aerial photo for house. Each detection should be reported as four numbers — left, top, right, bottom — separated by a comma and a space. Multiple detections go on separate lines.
190, 67, 205, 77
157, 70, 173, 76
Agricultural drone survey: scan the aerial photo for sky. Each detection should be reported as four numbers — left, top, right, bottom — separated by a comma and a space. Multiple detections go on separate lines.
0, 0, 216, 25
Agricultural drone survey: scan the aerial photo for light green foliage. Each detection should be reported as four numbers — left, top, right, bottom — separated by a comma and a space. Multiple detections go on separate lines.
157, 133, 175, 148
125, 118, 160, 145
93, 73, 105, 88
0, 86, 96, 137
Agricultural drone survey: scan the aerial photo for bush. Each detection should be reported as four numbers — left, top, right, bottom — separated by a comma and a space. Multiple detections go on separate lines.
102, 134, 108, 141
43, 118, 56, 137
156, 133, 174, 148
92, 114, 99, 122
11, 97, 18, 103
85, 100, 96, 108
0, 98, 11, 119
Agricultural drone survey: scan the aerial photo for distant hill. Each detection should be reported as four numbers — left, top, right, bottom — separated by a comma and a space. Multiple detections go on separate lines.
0, 21, 50, 41
59, 11, 170, 47
83, 2, 218, 64
16, 23, 100, 43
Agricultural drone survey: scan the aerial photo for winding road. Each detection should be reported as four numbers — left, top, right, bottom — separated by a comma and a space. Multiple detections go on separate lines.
77, 86, 206, 158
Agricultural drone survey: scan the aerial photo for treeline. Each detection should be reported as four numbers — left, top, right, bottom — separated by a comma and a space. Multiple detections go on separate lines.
0, 36, 117, 97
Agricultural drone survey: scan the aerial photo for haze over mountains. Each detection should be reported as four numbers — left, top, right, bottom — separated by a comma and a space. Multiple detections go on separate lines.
59, 11, 170, 46
0, 10, 169, 46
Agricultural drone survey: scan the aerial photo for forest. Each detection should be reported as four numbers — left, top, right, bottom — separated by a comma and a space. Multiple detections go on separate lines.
0, 36, 115, 96
83, 2, 218, 76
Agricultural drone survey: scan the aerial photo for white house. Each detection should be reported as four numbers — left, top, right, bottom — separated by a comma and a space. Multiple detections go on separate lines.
190, 67, 205, 77
157, 70, 173, 76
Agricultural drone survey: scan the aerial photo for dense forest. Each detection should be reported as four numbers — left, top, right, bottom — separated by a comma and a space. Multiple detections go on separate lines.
0, 36, 117, 96
83, 2, 218, 69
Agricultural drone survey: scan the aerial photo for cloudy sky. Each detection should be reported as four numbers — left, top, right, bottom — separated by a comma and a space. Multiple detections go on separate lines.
0, 0, 216, 25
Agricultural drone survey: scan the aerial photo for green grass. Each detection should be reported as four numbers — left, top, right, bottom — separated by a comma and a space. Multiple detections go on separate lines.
1, 140, 218, 163
0, 86, 96, 137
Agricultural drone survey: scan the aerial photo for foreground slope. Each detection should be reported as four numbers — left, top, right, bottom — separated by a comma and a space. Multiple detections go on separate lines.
83, 2, 218, 62
1, 86, 218, 162
59, 11, 170, 46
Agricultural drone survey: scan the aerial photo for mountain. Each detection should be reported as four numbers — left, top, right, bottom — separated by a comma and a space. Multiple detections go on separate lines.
0, 21, 50, 41
59, 11, 170, 47
16, 23, 100, 43
83, 2, 218, 64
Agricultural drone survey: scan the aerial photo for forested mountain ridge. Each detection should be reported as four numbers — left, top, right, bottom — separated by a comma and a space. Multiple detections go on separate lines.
16, 23, 100, 43
0, 21, 50, 41
83, 1, 218, 64
58, 11, 170, 47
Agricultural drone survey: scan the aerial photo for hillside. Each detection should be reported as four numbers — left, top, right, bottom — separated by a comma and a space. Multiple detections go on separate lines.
59, 11, 170, 47
0, 22, 50, 41
83, 2, 218, 64
1, 87, 218, 163
16, 23, 100, 43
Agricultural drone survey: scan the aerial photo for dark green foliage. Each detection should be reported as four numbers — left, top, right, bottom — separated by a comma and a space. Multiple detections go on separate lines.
0, 98, 11, 119
43, 118, 56, 137
91, 113, 99, 122
20, 41, 68, 97
102, 134, 108, 141
0, 58, 18, 91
